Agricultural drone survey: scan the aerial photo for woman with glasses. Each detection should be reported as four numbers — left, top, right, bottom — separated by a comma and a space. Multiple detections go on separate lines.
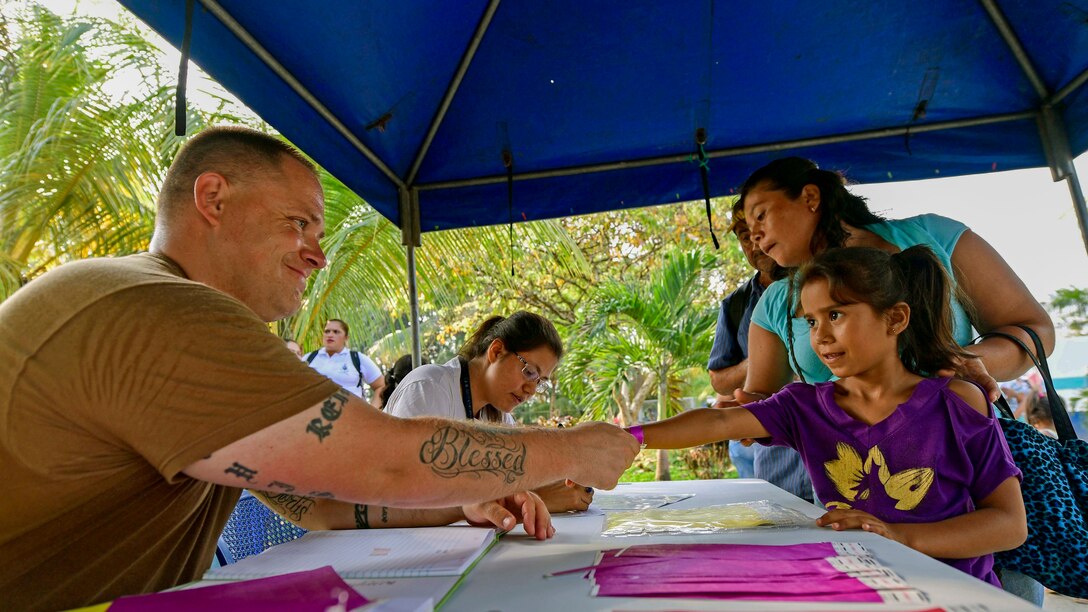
385, 311, 593, 513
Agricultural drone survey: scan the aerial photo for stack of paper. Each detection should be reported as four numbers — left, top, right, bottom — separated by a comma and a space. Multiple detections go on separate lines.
204, 527, 496, 580
569, 542, 929, 603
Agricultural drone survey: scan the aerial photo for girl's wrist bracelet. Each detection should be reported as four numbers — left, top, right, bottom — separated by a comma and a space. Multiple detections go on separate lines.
627, 424, 647, 448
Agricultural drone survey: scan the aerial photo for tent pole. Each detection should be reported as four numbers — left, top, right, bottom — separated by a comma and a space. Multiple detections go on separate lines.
399, 188, 423, 367
416, 111, 1034, 191
1038, 106, 1088, 258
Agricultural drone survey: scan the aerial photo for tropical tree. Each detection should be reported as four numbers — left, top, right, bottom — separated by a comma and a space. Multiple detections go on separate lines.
1051, 286, 1088, 336
0, 4, 247, 299
561, 247, 720, 480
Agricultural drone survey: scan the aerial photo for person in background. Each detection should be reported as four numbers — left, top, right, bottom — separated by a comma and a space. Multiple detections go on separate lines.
305, 318, 386, 408
632, 246, 1026, 588
386, 312, 595, 514
380, 353, 428, 407
0, 126, 638, 610
284, 338, 304, 358
708, 200, 809, 497
1027, 394, 1060, 439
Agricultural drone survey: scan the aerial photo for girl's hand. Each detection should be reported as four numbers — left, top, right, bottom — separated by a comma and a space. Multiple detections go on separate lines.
816, 508, 902, 544
937, 355, 1000, 403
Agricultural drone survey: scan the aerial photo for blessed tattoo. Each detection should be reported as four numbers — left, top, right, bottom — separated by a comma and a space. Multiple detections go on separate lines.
419, 426, 526, 483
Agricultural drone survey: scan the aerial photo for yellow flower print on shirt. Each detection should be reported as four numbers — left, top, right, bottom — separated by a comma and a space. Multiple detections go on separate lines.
823, 442, 934, 511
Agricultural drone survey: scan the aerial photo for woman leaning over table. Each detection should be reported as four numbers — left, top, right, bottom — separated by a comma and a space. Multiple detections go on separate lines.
385, 311, 595, 514
733, 156, 1053, 604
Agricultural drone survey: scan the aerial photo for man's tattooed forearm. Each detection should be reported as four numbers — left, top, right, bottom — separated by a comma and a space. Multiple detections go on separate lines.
306, 390, 351, 442
354, 504, 370, 529
266, 480, 295, 492
419, 425, 526, 484
225, 461, 258, 482
259, 491, 315, 522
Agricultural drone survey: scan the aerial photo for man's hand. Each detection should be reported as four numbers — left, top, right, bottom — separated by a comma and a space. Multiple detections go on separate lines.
463, 491, 555, 540
566, 422, 639, 489
535, 479, 593, 513
817, 508, 903, 544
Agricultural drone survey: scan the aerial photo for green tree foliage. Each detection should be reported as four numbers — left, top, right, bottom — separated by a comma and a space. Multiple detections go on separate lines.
0, 4, 240, 299
1051, 286, 1088, 336
560, 247, 721, 479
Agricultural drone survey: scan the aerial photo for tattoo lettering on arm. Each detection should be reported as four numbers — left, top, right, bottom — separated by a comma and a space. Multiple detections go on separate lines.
224, 462, 258, 482
305, 390, 351, 442
354, 504, 370, 529
381, 507, 389, 524
306, 491, 336, 499
419, 424, 526, 484
266, 481, 295, 492
258, 492, 316, 522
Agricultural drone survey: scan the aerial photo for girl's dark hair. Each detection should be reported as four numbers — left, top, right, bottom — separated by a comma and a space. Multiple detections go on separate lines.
1027, 394, 1056, 426
459, 311, 563, 361
738, 157, 884, 256
380, 354, 429, 407
794, 245, 973, 377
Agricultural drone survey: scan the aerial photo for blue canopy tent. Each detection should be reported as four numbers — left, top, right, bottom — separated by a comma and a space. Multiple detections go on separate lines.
119, 0, 1088, 361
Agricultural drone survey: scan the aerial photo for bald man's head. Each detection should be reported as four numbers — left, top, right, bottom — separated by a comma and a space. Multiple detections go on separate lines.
156, 126, 316, 225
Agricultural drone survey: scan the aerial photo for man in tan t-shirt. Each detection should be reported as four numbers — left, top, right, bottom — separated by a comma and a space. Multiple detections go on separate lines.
0, 126, 639, 610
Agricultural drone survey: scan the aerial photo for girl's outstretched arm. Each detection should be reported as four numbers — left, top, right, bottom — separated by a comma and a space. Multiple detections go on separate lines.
816, 476, 1026, 559
637, 406, 770, 450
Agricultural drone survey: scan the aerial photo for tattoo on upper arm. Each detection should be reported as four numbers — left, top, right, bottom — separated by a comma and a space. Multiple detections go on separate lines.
306, 390, 350, 442
258, 492, 315, 522
306, 491, 335, 499
419, 424, 526, 484
381, 507, 389, 524
354, 504, 370, 529
225, 462, 258, 482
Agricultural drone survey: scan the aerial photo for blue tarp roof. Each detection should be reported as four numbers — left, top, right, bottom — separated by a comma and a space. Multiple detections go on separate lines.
119, 1, 1088, 235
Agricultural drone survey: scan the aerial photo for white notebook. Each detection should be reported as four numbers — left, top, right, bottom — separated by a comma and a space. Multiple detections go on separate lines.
205, 527, 497, 580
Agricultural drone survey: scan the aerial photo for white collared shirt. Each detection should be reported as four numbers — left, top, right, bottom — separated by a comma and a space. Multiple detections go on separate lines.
307, 348, 381, 398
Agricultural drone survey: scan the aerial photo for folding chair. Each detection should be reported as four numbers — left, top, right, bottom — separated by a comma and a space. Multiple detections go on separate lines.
214, 491, 307, 565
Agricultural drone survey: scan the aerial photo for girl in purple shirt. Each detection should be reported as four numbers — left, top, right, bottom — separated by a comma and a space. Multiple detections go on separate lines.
632, 245, 1025, 586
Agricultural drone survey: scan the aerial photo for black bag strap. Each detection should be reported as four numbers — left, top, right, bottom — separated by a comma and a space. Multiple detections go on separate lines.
974, 325, 1077, 441
349, 350, 364, 388
304, 350, 318, 364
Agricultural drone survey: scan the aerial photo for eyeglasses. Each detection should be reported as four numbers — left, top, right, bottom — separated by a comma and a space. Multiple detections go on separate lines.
513, 352, 552, 393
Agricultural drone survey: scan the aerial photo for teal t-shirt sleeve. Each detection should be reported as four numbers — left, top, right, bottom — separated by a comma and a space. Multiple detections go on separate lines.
912, 213, 968, 258
750, 278, 789, 336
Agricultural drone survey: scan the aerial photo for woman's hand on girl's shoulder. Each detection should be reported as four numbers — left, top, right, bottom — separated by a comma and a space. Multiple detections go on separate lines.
945, 377, 992, 417
937, 355, 1000, 404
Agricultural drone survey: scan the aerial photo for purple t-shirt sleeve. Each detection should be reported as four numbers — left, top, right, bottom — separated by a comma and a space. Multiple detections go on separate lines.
742, 383, 809, 449
960, 403, 1022, 501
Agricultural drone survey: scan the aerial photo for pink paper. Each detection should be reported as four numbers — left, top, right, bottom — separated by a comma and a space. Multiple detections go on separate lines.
587, 543, 898, 603
109, 566, 371, 611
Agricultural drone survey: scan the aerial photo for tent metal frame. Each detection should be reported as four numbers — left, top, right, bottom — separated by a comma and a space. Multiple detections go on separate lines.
197, 0, 1088, 365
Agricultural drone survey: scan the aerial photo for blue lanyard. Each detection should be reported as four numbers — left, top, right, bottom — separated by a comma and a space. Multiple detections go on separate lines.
458, 357, 475, 420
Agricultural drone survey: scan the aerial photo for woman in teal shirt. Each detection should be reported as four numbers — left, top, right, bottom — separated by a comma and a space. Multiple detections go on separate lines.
738, 157, 1052, 402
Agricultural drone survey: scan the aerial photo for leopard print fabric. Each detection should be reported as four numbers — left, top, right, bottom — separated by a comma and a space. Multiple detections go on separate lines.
994, 417, 1088, 598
